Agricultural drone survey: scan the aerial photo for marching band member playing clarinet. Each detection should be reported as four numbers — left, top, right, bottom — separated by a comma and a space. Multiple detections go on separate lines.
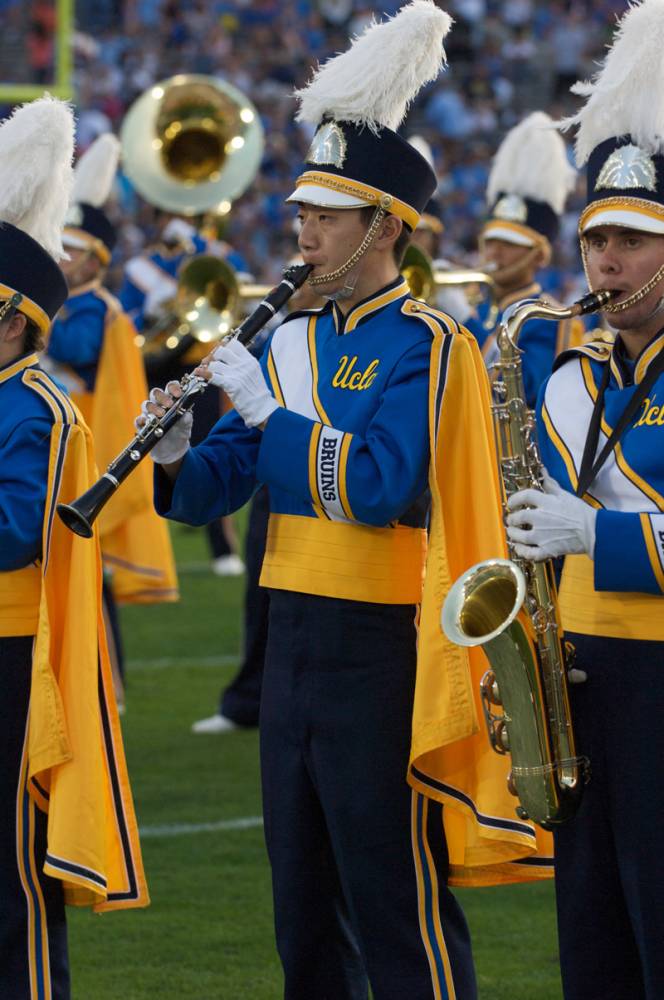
143, 3, 552, 996
506, 3, 664, 996
0, 98, 148, 1000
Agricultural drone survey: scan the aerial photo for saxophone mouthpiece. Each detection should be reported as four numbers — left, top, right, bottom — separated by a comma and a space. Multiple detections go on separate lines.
574, 289, 617, 315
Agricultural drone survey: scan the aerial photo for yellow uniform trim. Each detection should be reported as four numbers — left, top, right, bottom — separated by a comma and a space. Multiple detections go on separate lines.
344, 281, 409, 333
63, 227, 111, 265
0, 283, 50, 334
0, 352, 39, 385
337, 432, 355, 520
260, 513, 426, 603
294, 171, 420, 231
541, 402, 579, 490
307, 423, 327, 519
267, 349, 286, 406
560, 554, 664, 640
641, 513, 664, 593
411, 794, 445, 1000
581, 357, 664, 510
635, 331, 664, 384
307, 316, 331, 423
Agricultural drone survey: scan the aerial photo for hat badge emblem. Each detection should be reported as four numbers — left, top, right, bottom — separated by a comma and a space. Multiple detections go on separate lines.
493, 194, 528, 223
595, 144, 657, 192
306, 121, 347, 168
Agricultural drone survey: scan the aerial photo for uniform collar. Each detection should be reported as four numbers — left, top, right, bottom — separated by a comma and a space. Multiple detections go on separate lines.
611, 328, 664, 388
0, 352, 39, 385
330, 277, 409, 335
497, 281, 541, 312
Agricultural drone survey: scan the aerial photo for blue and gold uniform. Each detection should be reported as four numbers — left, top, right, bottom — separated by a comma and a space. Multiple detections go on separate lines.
0, 102, 149, 1000
157, 276, 552, 998
535, 332, 664, 997
466, 283, 584, 408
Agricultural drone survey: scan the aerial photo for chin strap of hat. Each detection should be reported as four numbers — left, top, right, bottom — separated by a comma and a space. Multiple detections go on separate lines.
0, 291, 24, 323
580, 237, 664, 314
308, 195, 393, 288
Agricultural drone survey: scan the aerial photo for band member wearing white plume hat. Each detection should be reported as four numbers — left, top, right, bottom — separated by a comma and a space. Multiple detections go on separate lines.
0, 99, 149, 1000
505, 2, 664, 996
464, 111, 585, 405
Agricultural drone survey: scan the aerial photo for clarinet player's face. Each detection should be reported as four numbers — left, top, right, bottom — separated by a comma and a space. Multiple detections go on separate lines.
296, 205, 368, 291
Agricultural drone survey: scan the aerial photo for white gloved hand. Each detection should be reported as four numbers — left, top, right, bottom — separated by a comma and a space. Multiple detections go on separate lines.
505, 470, 597, 561
436, 287, 474, 324
208, 338, 279, 428
134, 384, 193, 465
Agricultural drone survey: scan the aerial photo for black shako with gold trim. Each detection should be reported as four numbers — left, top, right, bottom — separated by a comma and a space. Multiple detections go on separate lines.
0, 223, 67, 333
64, 202, 117, 265
579, 135, 664, 235
287, 119, 437, 232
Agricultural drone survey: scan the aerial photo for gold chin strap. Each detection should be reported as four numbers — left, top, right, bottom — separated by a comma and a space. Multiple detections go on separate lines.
0, 292, 24, 322
580, 237, 664, 314
308, 195, 393, 288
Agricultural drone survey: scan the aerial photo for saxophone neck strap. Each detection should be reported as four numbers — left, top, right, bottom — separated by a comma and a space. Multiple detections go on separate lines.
576, 343, 664, 498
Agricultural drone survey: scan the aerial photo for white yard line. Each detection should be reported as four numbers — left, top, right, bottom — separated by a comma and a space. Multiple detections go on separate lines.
140, 816, 263, 838
127, 654, 238, 671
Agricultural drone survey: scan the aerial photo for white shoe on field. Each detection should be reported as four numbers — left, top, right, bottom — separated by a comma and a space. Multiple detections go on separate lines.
211, 555, 245, 576
191, 713, 239, 734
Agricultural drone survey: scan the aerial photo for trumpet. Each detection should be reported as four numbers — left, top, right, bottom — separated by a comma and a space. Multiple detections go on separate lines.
57, 263, 313, 539
401, 245, 496, 314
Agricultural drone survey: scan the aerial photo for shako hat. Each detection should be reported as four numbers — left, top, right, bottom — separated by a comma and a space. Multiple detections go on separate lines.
286, 0, 452, 232
562, 0, 664, 236
0, 96, 74, 334
63, 132, 120, 263
482, 111, 575, 258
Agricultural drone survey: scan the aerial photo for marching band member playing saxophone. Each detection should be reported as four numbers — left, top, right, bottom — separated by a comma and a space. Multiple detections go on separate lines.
142, 4, 552, 997
0, 98, 148, 1000
506, 3, 664, 996
465, 112, 585, 406
44, 133, 179, 702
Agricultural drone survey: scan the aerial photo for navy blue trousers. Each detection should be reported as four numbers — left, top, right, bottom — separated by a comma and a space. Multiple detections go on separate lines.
219, 486, 269, 726
0, 636, 69, 1000
260, 591, 477, 1000
554, 632, 664, 1000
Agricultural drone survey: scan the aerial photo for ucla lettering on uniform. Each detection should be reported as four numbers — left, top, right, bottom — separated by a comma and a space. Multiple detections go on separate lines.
332, 355, 380, 390
634, 394, 664, 426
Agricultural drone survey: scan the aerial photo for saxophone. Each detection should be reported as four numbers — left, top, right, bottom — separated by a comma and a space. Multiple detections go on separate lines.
441, 290, 613, 829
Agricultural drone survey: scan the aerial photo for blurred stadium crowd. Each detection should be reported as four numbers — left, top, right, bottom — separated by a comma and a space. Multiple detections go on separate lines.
6, 0, 626, 291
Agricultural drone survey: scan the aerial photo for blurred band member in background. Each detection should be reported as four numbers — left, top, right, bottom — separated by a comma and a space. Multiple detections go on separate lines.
0, 97, 148, 1000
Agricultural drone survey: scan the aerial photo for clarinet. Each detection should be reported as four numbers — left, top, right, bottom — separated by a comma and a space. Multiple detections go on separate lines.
57, 263, 313, 538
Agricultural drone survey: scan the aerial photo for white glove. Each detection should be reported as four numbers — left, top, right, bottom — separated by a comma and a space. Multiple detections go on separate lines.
505, 470, 597, 561
134, 384, 193, 465
208, 338, 280, 428
436, 287, 474, 324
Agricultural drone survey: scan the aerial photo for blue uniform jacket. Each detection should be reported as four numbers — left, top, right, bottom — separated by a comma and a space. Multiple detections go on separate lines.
465, 283, 580, 408
537, 331, 664, 596
47, 285, 108, 391
0, 355, 53, 570
155, 277, 431, 531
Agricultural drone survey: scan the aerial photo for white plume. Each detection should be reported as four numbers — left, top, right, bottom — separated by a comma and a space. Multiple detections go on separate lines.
294, 0, 452, 133
408, 134, 435, 170
561, 0, 664, 165
487, 111, 576, 214
73, 132, 120, 207
0, 95, 74, 261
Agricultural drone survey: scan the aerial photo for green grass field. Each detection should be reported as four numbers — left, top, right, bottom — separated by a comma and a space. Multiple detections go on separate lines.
68, 521, 563, 999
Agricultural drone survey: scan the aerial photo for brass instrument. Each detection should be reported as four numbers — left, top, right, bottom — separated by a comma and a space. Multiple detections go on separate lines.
401, 245, 495, 315
136, 255, 273, 361
441, 289, 614, 828
120, 74, 264, 214
120, 75, 267, 361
